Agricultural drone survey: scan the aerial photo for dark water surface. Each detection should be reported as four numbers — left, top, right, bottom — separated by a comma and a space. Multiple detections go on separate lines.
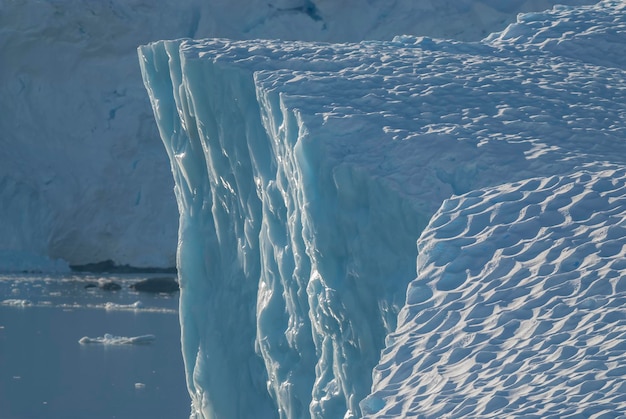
0, 275, 190, 419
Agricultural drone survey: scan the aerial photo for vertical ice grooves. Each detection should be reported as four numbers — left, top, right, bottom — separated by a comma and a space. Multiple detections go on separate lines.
139, 39, 425, 419
255, 82, 426, 418
140, 40, 277, 419
255, 90, 318, 418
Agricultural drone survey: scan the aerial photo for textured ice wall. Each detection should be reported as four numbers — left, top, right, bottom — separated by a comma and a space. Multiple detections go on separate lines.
139, 39, 430, 418
1, 0, 596, 271
139, 2, 626, 416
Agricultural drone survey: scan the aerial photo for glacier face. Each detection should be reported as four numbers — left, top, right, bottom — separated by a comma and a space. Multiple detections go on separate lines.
0, 1, 201, 269
139, 1, 626, 417
1, 0, 597, 271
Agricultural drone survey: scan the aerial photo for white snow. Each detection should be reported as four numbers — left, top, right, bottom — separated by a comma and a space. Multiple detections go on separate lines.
3, 0, 625, 418
0, 0, 596, 271
139, 0, 626, 418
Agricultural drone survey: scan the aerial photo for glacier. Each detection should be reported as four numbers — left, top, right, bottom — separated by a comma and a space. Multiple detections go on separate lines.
139, 1, 626, 417
0, 0, 597, 271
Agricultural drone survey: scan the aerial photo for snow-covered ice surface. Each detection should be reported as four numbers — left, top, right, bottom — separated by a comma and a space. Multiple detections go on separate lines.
0, 0, 596, 271
138, 1, 626, 417
362, 6, 626, 417
363, 170, 626, 417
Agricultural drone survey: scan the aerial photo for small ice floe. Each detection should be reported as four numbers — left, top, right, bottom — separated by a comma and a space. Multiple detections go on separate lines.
78, 333, 156, 345
92, 301, 176, 314
134, 383, 146, 390
103, 301, 144, 311
1, 299, 32, 307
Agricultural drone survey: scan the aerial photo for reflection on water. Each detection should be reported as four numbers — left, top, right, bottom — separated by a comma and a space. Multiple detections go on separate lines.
0, 274, 190, 419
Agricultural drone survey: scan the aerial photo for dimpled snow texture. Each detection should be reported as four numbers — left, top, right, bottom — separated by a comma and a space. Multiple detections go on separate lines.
364, 169, 626, 418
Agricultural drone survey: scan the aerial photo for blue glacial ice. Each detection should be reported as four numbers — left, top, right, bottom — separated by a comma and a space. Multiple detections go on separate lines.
138, 1, 626, 417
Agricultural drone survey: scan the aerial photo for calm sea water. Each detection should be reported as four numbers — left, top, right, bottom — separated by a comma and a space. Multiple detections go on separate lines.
0, 274, 190, 419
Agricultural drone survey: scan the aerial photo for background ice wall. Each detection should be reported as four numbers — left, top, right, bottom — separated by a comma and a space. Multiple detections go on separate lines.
139, 2, 626, 416
0, 1, 206, 269
0, 0, 596, 271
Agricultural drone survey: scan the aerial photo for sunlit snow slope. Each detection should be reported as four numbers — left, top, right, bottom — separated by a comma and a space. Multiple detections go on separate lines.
0, 0, 595, 272
363, 169, 626, 418
139, 1, 626, 417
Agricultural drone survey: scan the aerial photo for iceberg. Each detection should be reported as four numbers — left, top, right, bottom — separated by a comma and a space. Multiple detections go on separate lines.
139, 1, 626, 417
0, 0, 597, 272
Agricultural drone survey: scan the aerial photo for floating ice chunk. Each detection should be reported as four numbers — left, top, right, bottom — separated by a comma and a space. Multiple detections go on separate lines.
1, 299, 32, 307
103, 301, 144, 311
78, 333, 156, 345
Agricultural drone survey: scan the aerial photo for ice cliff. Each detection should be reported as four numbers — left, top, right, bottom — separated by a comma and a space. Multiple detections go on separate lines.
1, 0, 596, 272
139, 1, 626, 417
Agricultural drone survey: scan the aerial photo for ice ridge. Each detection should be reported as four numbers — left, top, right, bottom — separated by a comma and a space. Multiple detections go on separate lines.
139, 1, 626, 417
